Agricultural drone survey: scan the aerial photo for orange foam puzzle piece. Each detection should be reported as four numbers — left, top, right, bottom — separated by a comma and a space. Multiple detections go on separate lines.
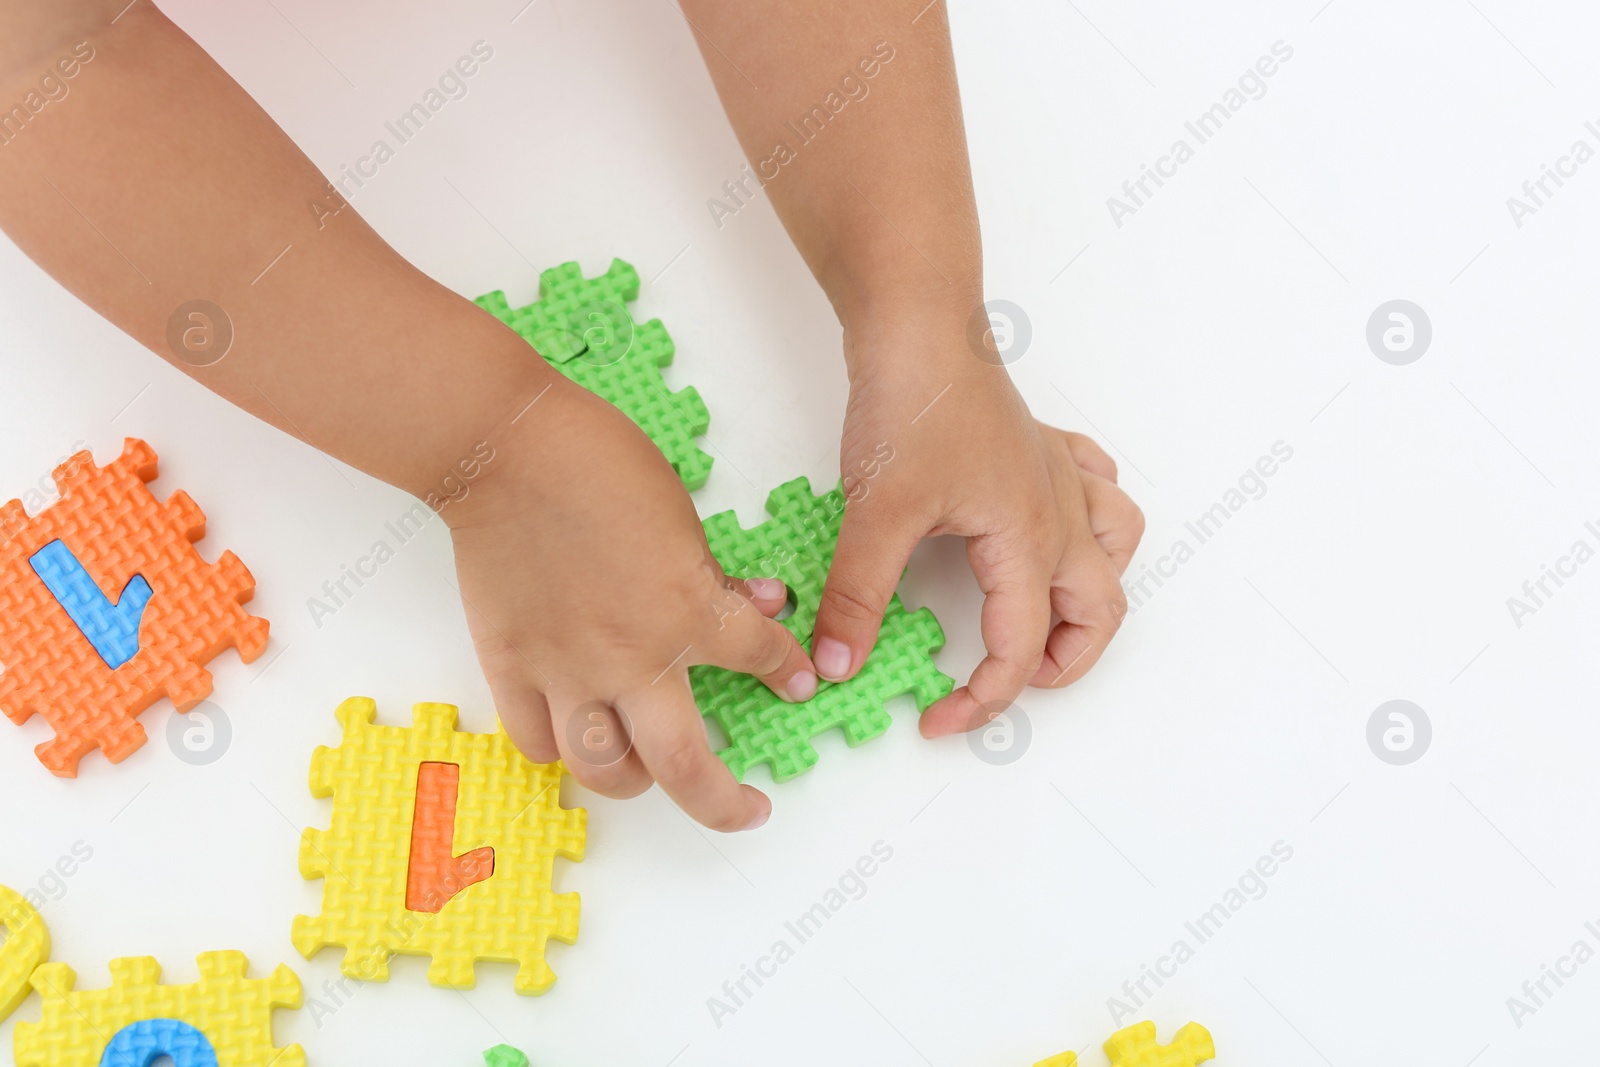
0, 439, 268, 776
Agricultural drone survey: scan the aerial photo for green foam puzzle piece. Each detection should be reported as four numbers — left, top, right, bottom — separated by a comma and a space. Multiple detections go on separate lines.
483, 1044, 530, 1067
689, 477, 955, 782
477, 258, 713, 489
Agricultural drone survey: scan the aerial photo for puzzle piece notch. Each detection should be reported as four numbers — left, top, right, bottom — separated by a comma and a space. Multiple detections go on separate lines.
691, 477, 955, 782
476, 259, 713, 489
294, 697, 586, 996
0, 438, 269, 776
698, 476, 844, 644
1104, 1021, 1215, 1067
478, 259, 640, 364
483, 1045, 530, 1067
12, 951, 303, 1067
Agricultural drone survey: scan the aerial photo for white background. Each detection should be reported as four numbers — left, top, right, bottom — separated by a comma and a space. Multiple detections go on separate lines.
2, 1, 1598, 1064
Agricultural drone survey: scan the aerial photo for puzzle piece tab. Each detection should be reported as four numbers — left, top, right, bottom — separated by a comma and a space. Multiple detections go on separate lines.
12, 951, 303, 1067
1032, 1052, 1077, 1067
0, 884, 50, 1025
689, 477, 954, 782
1104, 1021, 1215, 1067
292, 698, 586, 995
0, 439, 269, 776
483, 1045, 530, 1067
477, 259, 713, 488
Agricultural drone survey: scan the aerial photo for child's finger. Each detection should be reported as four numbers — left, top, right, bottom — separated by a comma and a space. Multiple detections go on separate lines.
725, 575, 790, 619
551, 699, 653, 799
1079, 470, 1145, 575
811, 504, 921, 684
628, 682, 772, 833
1031, 546, 1127, 689
1063, 431, 1119, 483
704, 597, 819, 703
920, 537, 1052, 738
489, 673, 561, 764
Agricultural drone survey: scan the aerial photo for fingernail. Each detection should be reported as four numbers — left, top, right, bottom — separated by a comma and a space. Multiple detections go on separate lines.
744, 805, 771, 831
814, 637, 852, 681
786, 670, 817, 702
746, 577, 784, 600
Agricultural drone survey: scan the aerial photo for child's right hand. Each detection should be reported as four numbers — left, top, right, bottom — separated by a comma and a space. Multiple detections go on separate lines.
445, 380, 815, 832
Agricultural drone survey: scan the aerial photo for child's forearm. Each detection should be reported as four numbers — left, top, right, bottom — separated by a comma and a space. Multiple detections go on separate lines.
0, 2, 559, 503
679, 0, 983, 363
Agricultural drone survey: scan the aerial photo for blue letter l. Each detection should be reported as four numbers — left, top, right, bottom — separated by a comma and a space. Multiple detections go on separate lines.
29, 539, 153, 670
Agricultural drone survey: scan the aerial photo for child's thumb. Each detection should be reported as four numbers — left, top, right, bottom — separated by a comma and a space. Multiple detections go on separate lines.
811, 509, 920, 682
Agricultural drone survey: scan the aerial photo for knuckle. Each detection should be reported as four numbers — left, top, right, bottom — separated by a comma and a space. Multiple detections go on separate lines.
1066, 431, 1115, 478
822, 581, 886, 624
652, 738, 706, 785
1015, 643, 1048, 678
724, 616, 788, 676
754, 626, 792, 677
1126, 501, 1146, 542
1106, 586, 1129, 629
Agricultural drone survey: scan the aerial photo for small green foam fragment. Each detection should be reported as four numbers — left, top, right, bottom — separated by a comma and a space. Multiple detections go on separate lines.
483, 1044, 530, 1067
477, 258, 712, 489
689, 477, 954, 782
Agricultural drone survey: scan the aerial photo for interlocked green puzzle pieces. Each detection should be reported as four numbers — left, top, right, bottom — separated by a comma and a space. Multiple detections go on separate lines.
690, 477, 954, 782
476, 259, 713, 489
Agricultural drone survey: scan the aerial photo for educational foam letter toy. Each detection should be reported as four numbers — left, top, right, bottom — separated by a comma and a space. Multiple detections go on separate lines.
0, 439, 268, 775
293, 698, 586, 995
477, 259, 713, 488
690, 477, 954, 782
12, 951, 303, 1067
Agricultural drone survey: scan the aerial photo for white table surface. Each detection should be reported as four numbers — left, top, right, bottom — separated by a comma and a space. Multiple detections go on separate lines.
3, 1, 1598, 1063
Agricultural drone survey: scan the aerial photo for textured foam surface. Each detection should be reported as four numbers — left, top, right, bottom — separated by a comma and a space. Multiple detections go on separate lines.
476, 258, 713, 489
12, 951, 303, 1067
0, 884, 49, 1025
0, 439, 268, 776
689, 477, 954, 782
97, 1018, 217, 1067
483, 1045, 530, 1067
292, 697, 586, 995
1105, 1021, 1215, 1067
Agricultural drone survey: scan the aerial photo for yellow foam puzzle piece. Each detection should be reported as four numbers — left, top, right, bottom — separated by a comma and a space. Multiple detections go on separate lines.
0, 884, 49, 1024
1104, 1020, 1215, 1067
1033, 1051, 1079, 1066
291, 697, 586, 995
12, 951, 303, 1067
